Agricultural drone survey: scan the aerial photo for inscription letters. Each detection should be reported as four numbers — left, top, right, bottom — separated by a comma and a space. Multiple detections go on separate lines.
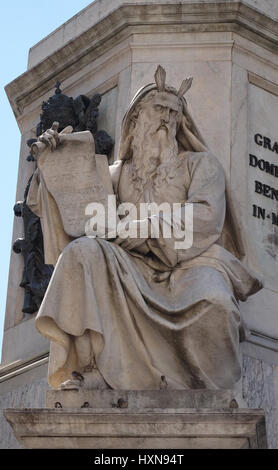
249, 154, 278, 177
254, 133, 278, 154
250, 133, 278, 226
254, 180, 278, 200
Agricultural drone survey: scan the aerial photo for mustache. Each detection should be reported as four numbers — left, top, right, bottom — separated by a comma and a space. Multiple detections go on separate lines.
157, 121, 169, 132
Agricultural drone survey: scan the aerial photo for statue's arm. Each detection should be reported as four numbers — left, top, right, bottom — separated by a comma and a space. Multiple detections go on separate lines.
146, 151, 226, 267
183, 151, 226, 255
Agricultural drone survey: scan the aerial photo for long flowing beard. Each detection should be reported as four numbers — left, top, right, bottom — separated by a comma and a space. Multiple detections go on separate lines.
129, 120, 180, 201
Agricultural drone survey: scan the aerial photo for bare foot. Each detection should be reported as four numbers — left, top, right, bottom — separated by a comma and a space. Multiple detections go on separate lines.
58, 368, 110, 391
59, 378, 81, 391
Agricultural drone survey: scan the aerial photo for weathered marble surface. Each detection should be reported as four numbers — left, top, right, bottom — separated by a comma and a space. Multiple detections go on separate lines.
2, 0, 278, 450
247, 83, 278, 291
1, 355, 277, 448
1, 317, 49, 367
0, 375, 48, 449
45, 389, 235, 410
31, 67, 262, 392
5, 407, 267, 449
244, 0, 278, 18
242, 354, 278, 449
27, 0, 278, 69
0, 359, 274, 450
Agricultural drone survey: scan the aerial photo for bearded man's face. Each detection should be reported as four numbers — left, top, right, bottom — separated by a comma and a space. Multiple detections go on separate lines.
128, 91, 182, 198
136, 91, 181, 149
151, 91, 181, 137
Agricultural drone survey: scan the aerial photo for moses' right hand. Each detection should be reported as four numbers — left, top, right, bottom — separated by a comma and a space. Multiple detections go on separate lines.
32, 122, 73, 158
37, 121, 60, 151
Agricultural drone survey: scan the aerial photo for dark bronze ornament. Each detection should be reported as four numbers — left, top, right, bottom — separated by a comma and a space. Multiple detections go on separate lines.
38, 81, 77, 135
13, 176, 54, 314
37, 82, 113, 156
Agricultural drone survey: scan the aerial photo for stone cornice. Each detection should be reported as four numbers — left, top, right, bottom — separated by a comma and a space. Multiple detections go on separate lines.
5, 1, 278, 121
248, 71, 278, 96
4, 407, 267, 449
0, 352, 49, 383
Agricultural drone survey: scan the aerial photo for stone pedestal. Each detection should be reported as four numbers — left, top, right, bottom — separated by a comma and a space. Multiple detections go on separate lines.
4, 390, 267, 449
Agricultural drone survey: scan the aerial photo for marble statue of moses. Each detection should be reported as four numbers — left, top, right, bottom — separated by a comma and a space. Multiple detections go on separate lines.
28, 66, 262, 391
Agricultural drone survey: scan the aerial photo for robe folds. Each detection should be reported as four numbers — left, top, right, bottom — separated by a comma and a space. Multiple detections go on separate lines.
29, 151, 262, 390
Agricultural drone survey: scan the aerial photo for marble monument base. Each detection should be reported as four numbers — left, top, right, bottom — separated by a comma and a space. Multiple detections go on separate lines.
4, 390, 267, 449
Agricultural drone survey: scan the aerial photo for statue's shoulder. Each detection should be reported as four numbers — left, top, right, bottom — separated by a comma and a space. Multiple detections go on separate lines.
179, 151, 225, 183
180, 150, 224, 171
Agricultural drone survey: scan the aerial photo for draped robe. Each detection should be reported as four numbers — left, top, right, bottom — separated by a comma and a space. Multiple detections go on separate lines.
29, 149, 262, 390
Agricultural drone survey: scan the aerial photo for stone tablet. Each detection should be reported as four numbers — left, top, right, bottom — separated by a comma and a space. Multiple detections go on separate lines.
36, 131, 113, 237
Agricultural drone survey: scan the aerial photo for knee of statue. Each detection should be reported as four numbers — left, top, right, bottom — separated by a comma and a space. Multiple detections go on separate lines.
207, 289, 233, 309
204, 288, 241, 323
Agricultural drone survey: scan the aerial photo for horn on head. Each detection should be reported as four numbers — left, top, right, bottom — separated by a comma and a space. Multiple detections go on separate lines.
154, 65, 166, 92
177, 77, 193, 98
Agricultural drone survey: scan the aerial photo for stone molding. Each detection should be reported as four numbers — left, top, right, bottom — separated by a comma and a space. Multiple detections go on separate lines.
248, 71, 278, 96
4, 407, 267, 449
5, 2, 278, 120
0, 353, 49, 384
249, 330, 278, 353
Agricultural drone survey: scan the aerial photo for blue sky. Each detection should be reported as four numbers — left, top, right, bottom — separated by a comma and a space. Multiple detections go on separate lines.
0, 1, 93, 363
